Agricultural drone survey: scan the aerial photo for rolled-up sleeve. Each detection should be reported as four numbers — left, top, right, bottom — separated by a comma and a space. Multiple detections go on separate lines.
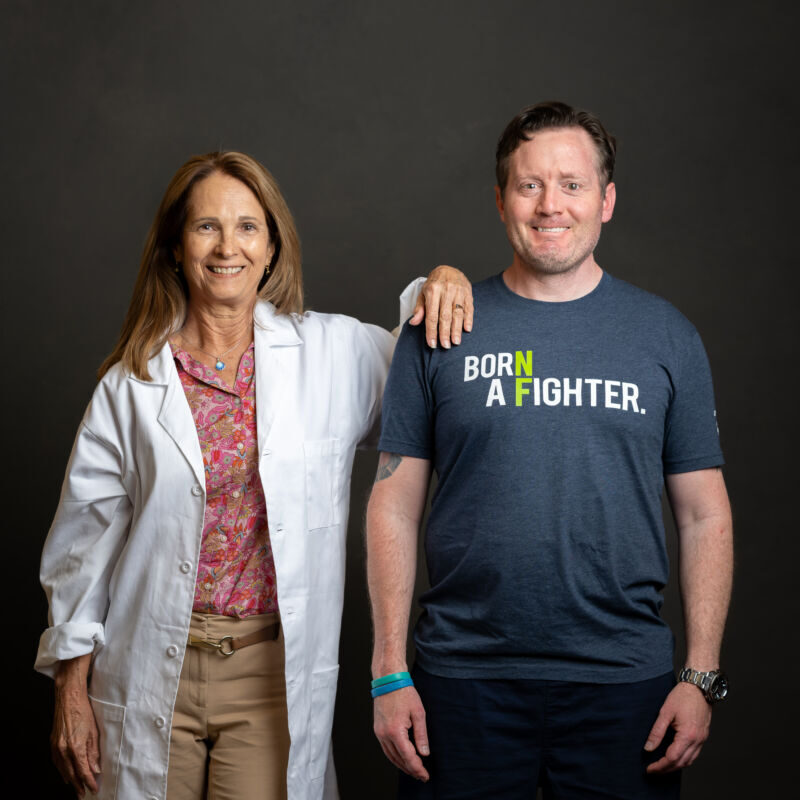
35, 421, 132, 678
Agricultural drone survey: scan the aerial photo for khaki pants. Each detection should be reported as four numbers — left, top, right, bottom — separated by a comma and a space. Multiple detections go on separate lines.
167, 612, 290, 800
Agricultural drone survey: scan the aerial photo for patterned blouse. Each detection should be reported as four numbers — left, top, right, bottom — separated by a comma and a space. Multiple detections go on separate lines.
171, 341, 278, 617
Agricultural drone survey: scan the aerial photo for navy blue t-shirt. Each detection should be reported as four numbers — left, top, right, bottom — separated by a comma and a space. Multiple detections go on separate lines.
379, 272, 724, 682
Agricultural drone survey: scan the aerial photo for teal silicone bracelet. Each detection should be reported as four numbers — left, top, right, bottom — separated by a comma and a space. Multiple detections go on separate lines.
371, 671, 411, 689
371, 677, 414, 698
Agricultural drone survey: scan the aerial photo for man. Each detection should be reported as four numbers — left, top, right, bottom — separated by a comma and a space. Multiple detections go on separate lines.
366, 101, 733, 799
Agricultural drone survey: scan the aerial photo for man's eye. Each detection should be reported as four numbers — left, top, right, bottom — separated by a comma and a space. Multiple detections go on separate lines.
523, 183, 539, 190
566, 182, 580, 191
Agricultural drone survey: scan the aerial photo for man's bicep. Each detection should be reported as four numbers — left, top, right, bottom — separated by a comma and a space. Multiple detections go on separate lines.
370, 452, 432, 524
665, 468, 731, 529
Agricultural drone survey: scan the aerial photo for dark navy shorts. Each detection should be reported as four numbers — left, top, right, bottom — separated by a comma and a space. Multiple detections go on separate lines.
398, 666, 681, 799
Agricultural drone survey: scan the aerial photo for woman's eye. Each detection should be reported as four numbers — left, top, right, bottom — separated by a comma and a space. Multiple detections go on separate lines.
242, 223, 256, 231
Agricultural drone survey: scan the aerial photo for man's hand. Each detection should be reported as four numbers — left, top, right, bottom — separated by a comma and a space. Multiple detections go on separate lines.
410, 265, 473, 349
374, 685, 430, 782
52, 657, 101, 797
644, 682, 711, 773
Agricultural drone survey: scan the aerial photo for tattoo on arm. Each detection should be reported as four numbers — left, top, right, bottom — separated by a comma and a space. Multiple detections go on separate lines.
375, 453, 403, 483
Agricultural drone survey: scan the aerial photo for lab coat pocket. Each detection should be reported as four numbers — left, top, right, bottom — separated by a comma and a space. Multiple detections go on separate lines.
309, 665, 340, 779
88, 696, 126, 799
304, 438, 341, 530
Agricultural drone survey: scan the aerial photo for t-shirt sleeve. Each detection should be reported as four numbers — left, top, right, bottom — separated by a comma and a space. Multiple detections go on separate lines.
663, 329, 725, 474
378, 321, 434, 459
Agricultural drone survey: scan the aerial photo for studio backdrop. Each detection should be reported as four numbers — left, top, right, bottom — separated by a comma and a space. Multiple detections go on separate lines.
4, 1, 796, 797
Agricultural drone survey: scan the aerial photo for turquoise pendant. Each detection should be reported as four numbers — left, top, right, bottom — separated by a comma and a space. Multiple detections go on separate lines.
215, 360, 225, 371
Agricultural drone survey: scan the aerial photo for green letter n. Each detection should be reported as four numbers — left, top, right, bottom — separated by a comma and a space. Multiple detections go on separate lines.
515, 350, 532, 377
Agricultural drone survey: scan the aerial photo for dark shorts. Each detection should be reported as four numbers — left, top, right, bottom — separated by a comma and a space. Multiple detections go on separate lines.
398, 666, 681, 800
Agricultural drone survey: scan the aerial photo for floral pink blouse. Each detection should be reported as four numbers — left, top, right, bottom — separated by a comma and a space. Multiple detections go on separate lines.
171, 341, 278, 618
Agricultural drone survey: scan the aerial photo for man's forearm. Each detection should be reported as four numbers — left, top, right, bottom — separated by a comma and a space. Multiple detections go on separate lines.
367, 507, 417, 676
679, 514, 733, 670
668, 468, 734, 671
366, 453, 431, 677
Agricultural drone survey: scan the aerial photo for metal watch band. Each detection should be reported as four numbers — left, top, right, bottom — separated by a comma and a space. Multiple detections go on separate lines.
678, 667, 728, 703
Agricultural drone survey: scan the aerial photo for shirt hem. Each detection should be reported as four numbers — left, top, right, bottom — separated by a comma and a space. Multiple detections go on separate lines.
664, 454, 724, 474
377, 438, 432, 460
415, 652, 675, 684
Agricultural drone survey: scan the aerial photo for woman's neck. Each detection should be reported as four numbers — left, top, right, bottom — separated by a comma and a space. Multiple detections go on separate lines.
178, 301, 255, 353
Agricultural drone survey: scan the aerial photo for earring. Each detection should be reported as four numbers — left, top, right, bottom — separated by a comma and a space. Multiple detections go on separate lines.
265, 264, 271, 275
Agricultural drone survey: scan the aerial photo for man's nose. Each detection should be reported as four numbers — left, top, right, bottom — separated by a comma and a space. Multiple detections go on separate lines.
536, 185, 561, 215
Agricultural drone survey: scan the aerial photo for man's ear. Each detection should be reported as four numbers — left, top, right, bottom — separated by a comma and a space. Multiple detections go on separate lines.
601, 182, 616, 223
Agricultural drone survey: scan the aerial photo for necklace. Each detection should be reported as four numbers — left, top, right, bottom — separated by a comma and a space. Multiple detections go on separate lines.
179, 330, 251, 371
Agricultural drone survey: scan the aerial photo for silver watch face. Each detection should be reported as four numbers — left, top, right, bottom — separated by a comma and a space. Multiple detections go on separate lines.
708, 672, 729, 702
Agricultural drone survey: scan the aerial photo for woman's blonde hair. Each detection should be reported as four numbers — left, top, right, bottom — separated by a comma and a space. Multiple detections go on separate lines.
98, 151, 303, 381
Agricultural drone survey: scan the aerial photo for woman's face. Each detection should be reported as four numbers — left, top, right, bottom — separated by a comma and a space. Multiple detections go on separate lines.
175, 171, 274, 310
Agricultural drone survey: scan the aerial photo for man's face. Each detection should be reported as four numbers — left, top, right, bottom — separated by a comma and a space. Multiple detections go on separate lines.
495, 127, 615, 276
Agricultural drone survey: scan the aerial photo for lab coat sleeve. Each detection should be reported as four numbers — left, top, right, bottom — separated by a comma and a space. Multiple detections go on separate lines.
393, 276, 427, 336
35, 419, 132, 678
355, 277, 427, 448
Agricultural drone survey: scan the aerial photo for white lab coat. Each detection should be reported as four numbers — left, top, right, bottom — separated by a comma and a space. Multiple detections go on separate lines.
36, 285, 422, 800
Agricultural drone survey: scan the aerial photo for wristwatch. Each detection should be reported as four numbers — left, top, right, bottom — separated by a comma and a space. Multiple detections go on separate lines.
678, 667, 729, 703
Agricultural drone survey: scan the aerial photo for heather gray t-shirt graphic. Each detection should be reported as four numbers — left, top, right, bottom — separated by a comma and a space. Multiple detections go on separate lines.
379, 272, 724, 683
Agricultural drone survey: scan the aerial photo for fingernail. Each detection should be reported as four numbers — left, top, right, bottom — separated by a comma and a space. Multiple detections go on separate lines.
443, 341, 450, 349
644, 742, 654, 751
429, 339, 436, 348
453, 336, 460, 345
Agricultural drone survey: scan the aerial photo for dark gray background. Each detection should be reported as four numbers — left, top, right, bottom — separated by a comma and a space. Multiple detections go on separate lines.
5, 1, 796, 797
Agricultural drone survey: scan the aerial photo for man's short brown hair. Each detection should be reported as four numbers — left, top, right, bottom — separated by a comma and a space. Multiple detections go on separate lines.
495, 101, 616, 191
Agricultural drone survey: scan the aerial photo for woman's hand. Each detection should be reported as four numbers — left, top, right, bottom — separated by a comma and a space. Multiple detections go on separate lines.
52, 655, 100, 798
411, 265, 473, 349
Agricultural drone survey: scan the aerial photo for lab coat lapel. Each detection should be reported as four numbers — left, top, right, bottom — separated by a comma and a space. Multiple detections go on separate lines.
253, 302, 303, 454
145, 343, 206, 487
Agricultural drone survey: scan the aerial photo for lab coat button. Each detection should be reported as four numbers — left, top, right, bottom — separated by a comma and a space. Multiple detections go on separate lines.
275, 523, 284, 532
166, 645, 178, 658
191, 485, 203, 497
180, 561, 192, 574
263, 449, 272, 456
155, 716, 165, 729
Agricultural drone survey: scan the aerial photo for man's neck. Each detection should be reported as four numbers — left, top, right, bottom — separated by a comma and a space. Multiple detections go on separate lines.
503, 258, 603, 302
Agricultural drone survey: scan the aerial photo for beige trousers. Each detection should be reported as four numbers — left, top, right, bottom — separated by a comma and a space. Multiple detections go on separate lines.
167, 612, 290, 800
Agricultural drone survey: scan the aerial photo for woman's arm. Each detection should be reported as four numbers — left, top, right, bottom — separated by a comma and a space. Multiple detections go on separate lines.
37, 383, 133, 793
52, 655, 100, 798
36, 416, 132, 677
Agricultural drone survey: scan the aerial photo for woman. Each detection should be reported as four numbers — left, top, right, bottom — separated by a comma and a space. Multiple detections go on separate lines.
35, 151, 472, 800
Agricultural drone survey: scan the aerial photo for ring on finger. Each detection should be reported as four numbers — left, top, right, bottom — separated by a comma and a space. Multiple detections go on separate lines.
454, 304, 464, 310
